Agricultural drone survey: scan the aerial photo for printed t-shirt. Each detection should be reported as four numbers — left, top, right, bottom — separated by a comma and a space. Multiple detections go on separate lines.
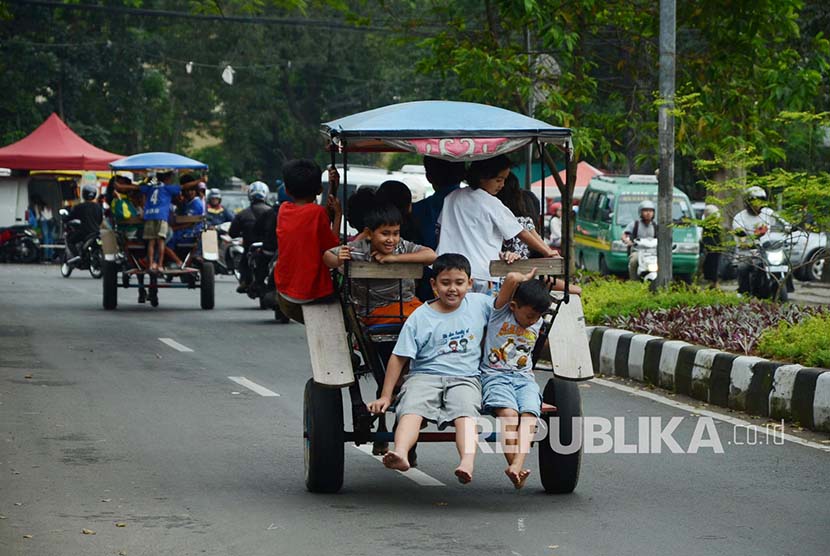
141, 183, 181, 221
392, 292, 493, 377
330, 237, 423, 314
275, 202, 339, 300
480, 304, 543, 378
436, 187, 523, 282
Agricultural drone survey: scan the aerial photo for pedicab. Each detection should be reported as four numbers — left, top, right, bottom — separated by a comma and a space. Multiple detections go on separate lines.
100, 152, 217, 310
303, 101, 594, 493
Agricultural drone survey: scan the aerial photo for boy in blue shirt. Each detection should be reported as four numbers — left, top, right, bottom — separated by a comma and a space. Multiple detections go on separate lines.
482, 272, 581, 489
368, 253, 492, 484
139, 171, 183, 272
167, 175, 205, 253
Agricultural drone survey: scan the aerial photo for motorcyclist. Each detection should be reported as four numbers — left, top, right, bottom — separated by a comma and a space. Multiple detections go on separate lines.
246, 183, 289, 299
731, 186, 781, 294
622, 200, 657, 280
205, 188, 233, 227
67, 184, 103, 252
229, 181, 271, 293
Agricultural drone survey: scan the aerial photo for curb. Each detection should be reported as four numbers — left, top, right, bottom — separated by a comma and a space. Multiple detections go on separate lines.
586, 326, 830, 433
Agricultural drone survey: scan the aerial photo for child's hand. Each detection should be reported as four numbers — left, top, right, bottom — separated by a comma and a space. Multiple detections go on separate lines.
367, 396, 392, 414
499, 251, 521, 264
327, 195, 342, 218
506, 267, 537, 284
338, 246, 352, 261
328, 166, 340, 188
373, 252, 397, 264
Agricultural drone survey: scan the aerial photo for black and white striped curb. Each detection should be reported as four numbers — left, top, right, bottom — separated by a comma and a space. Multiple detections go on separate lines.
586, 326, 830, 433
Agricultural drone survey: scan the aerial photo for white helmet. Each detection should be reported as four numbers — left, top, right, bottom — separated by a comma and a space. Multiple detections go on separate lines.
248, 181, 269, 201
638, 200, 655, 212
746, 186, 767, 200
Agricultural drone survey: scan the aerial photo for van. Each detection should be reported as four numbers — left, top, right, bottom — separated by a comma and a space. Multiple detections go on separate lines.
574, 174, 699, 280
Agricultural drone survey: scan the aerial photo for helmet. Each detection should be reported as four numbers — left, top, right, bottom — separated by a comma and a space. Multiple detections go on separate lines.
81, 184, 98, 201
549, 202, 563, 213
703, 204, 720, 218
638, 200, 655, 212
207, 188, 222, 202
746, 186, 767, 200
248, 181, 269, 202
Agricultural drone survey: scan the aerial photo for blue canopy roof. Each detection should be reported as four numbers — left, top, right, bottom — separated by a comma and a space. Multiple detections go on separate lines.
321, 101, 571, 161
110, 152, 208, 171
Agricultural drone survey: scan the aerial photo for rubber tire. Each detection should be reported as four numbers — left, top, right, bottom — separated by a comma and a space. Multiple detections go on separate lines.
303, 378, 344, 493
17, 238, 39, 263
538, 378, 582, 494
259, 294, 268, 310
88, 245, 103, 279
102, 261, 118, 310
274, 305, 290, 323
801, 249, 826, 282
200, 263, 215, 310
598, 255, 610, 276
60, 253, 73, 278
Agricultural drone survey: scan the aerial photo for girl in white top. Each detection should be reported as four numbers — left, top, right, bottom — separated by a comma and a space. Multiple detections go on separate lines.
436, 155, 557, 291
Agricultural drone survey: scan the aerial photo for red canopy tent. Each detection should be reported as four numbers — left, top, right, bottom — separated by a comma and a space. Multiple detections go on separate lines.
0, 113, 123, 171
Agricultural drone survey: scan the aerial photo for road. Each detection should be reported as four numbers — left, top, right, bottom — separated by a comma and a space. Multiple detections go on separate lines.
1, 265, 828, 556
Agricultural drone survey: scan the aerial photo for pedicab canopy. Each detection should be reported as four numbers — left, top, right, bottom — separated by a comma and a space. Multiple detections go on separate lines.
321, 101, 572, 161
109, 152, 208, 171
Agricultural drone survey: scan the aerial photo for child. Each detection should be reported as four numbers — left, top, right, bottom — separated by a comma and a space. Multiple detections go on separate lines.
275, 159, 342, 323
436, 155, 558, 293
322, 204, 436, 324
368, 253, 493, 484
481, 272, 581, 489
375, 180, 419, 243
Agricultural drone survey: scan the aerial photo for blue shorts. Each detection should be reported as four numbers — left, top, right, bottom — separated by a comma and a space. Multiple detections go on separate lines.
481, 373, 541, 417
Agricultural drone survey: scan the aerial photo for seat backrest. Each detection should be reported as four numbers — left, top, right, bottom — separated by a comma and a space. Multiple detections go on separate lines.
489, 257, 564, 278
346, 261, 423, 280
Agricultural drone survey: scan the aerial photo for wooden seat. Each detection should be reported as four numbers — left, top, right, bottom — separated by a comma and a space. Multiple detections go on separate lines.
172, 215, 204, 225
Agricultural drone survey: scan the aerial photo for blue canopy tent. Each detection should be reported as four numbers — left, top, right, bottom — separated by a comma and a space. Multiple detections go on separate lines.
110, 152, 208, 171
321, 100, 571, 161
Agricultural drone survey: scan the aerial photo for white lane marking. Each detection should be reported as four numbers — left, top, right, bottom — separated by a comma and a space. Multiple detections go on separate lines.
158, 338, 194, 352
353, 444, 445, 486
593, 378, 830, 453
228, 376, 280, 397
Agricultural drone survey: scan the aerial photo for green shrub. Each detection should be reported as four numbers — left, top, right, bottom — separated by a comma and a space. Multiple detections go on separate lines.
581, 277, 742, 324
757, 314, 830, 368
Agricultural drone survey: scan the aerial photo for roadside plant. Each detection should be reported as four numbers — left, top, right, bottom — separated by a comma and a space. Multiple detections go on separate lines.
757, 313, 830, 368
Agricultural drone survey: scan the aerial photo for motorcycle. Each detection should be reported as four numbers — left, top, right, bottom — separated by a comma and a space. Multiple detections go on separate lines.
745, 238, 793, 302
215, 221, 243, 279
59, 209, 103, 279
244, 241, 290, 322
0, 225, 40, 263
633, 237, 659, 282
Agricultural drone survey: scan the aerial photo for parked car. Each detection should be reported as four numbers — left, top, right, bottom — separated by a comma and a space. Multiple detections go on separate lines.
573, 174, 700, 281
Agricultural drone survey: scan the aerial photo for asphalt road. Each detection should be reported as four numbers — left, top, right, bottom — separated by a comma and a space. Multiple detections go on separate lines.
1, 265, 828, 556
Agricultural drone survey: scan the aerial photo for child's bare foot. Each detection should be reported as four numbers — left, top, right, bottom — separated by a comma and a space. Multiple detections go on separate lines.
382, 451, 410, 471
506, 467, 531, 489
454, 464, 473, 484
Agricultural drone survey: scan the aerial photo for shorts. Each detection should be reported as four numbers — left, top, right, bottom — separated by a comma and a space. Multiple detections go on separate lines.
394, 374, 481, 429
143, 219, 169, 239
481, 373, 541, 417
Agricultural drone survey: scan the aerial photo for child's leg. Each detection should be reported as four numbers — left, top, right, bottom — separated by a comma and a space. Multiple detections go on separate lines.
494, 407, 520, 467
383, 414, 422, 471
157, 239, 166, 268
453, 416, 477, 484
147, 238, 156, 271
505, 412, 537, 489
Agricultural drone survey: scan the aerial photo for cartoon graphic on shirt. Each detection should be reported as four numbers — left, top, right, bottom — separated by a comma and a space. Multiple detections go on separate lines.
438, 328, 474, 355
488, 322, 537, 370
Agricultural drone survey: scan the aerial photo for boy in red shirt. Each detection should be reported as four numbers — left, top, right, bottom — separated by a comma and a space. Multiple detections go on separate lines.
275, 159, 342, 323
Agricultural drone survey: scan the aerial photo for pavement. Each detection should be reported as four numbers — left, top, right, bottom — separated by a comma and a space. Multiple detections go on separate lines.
0, 264, 828, 556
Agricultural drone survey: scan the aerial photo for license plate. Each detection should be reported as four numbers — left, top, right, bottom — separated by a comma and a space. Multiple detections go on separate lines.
768, 265, 789, 273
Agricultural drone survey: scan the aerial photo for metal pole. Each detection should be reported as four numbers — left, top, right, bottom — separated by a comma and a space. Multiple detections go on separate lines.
656, 0, 676, 288
525, 26, 535, 191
